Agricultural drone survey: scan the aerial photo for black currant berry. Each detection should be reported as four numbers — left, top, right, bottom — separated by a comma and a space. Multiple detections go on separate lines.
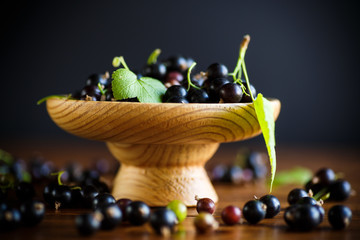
80, 85, 102, 101
242, 200, 266, 224
96, 203, 122, 230
284, 204, 322, 231
125, 201, 151, 226
116, 198, 132, 221
19, 199, 45, 226
206, 63, 228, 79
0, 208, 22, 231
163, 85, 187, 102
312, 167, 336, 186
92, 193, 116, 210
240, 81, 256, 103
149, 208, 177, 235
328, 179, 351, 201
328, 205, 352, 229
164, 55, 188, 72
143, 63, 167, 81
287, 188, 308, 205
296, 196, 318, 206
75, 213, 101, 236
52, 185, 72, 209
187, 88, 209, 103
259, 194, 281, 218
219, 83, 243, 103
206, 77, 230, 103
82, 185, 100, 208
16, 181, 36, 201
85, 72, 110, 87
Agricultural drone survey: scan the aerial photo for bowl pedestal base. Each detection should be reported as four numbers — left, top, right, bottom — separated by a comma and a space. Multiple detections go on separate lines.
107, 142, 220, 206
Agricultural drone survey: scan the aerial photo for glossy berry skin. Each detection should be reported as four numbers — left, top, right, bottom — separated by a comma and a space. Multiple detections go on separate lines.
240, 82, 256, 103
194, 212, 218, 233
221, 205, 241, 225
328, 179, 351, 201
116, 198, 132, 221
165, 71, 184, 83
52, 185, 72, 209
96, 203, 122, 230
328, 205, 352, 229
163, 85, 187, 102
304, 180, 323, 196
206, 78, 231, 103
80, 85, 102, 101
16, 181, 36, 201
75, 213, 101, 236
0, 208, 22, 231
296, 196, 318, 206
242, 200, 266, 224
167, 200, 187, 223
187, 88, 209, 103
314, 205, 325, 223
166, 96, 189, 103
150, 208, 177, 235
85, 73, 110, 87
259, 195, 281, 218
196, 197, 216, 215
287, 188, 308, 205
206, 63, 228, 79
313, 167, 336, 185
143, 63, 167, 81
92, 193, 116, 210
82, 185, 100, 208
125, 201, 151, 226
19, 200, 45, 226
284, 204, 322, 231
43, 182, 57, 205
164, 56, 188, 72
219, 83, 243, 103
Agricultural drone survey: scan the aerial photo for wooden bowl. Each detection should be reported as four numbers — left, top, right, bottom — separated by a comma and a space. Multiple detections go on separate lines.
46, 98, 281, 206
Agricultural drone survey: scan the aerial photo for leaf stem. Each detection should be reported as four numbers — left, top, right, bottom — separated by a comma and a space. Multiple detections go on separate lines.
147, 48, 161, 65
112, 56, 129, 70
50, 171, 65, 185
186, 62, 201, 91
241, 60, 255, 101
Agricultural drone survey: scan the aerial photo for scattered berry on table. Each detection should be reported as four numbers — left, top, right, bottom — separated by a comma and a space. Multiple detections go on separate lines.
195, 196, 216, 215
221, 205, 242, 225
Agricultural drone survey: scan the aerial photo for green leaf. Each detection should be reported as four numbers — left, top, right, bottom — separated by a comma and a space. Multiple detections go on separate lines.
270, 167, 312, 188
111, 68, 166, 103
253, 93, 277, 192
137, 77, 167, 103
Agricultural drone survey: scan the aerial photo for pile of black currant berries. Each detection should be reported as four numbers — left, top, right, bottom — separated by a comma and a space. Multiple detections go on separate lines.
210, 150, 268, 184
0, 150, 46, 231
76, 198, 188, 236
72, 54, 256, 104
284, 167, 353, 231
192, 194, 281, 232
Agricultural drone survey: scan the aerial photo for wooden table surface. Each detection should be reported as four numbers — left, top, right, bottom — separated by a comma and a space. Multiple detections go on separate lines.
1, 139, 359, 240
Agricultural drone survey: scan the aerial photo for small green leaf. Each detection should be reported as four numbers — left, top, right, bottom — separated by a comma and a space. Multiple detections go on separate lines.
137, 77, 166, 103
111, 68, 166, 103
253, 93, 277, 192
112, 68, 139, 100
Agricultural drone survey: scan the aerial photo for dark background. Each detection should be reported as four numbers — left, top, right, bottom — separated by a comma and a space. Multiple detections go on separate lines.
1, 0, 360, 147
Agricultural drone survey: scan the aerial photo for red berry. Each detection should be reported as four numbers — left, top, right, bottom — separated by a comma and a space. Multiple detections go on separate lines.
195, 196, 215, 215
221, 205, 241, 225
